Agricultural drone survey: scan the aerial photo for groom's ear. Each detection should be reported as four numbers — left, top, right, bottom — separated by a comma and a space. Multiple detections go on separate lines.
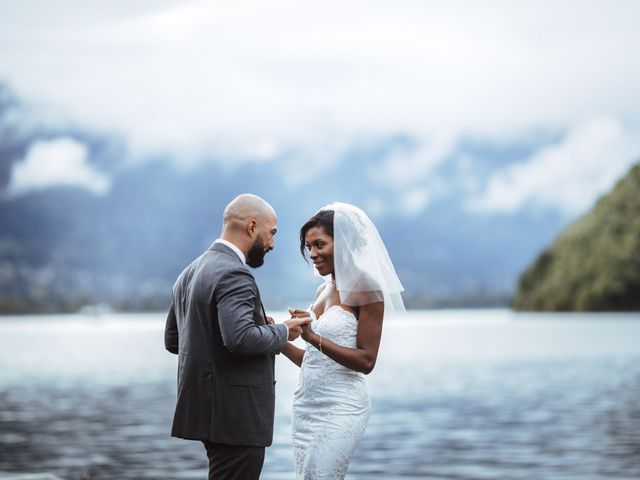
247, 218, 258, 237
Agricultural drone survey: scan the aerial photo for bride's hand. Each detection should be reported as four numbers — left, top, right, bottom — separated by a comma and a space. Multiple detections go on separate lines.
300, 322, 314, 342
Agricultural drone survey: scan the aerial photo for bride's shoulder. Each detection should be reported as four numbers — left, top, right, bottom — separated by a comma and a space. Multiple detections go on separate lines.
311, 282, 333, 318
315, 281, 331, 298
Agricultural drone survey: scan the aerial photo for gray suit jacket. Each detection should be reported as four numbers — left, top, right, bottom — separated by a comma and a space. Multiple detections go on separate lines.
164, 242, 288, 447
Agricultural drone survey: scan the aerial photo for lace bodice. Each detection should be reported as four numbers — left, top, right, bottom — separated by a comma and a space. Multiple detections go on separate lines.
303, 305, 360, 373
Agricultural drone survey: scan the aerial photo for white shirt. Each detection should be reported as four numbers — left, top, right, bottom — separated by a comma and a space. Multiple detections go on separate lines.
214, 238, 246, 264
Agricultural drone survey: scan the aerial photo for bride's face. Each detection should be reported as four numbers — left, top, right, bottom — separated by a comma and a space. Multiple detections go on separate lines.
305, 226, 334, 276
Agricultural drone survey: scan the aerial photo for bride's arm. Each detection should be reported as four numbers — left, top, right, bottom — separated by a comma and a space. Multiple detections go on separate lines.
301, 302, 384, 374
282, 342, 305, 367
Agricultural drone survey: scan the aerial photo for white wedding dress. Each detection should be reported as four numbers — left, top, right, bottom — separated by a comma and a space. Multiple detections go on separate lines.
292, 305, 370, 479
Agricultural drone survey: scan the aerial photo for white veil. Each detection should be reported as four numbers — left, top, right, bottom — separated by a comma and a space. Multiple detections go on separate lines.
316, 202, 405, 316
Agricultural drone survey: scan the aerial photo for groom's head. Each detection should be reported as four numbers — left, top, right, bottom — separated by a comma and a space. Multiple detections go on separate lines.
221, 194, 277, 268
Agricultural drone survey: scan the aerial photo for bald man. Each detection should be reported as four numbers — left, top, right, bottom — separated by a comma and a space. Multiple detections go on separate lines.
165, 194, 310, 480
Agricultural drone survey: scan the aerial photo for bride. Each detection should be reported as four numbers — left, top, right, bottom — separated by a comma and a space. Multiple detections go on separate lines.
282, 202, 405, 479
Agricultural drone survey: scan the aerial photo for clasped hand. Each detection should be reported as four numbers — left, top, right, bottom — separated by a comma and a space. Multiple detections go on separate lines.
266, 312, 312, 341
288, 308, 314, 342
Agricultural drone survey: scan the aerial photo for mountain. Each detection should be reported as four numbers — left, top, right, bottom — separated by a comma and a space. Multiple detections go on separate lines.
0, 84, 570, 313
513, 162, 640, 311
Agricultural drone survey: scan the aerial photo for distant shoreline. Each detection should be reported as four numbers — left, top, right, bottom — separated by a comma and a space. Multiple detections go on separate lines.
0, 289, 517, 315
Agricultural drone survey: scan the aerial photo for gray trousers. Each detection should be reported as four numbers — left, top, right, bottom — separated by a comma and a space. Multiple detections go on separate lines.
202, 441, 265, 480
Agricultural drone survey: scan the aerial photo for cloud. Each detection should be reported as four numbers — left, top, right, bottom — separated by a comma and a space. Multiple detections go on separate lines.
364, 133, 452, 216
467, 117, 640, 216
1, 1, 640, 218
372, 133, 454, 189
7, 138, 111, 196
401, 188, 430, 216
0, 1, 639, 163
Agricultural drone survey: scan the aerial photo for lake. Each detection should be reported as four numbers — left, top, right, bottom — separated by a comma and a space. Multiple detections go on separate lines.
1, 310, 639, 479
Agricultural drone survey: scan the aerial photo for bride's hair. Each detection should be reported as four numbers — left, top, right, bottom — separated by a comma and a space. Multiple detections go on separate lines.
299, 209, 334, 260
299, 202, 405, 313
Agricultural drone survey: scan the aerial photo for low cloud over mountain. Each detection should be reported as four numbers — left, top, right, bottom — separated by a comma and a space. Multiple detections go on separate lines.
1, 1, 639, 312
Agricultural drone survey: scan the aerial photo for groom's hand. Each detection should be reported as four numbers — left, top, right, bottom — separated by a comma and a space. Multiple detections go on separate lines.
284, 317, 312, 341
288, 308, 310, 318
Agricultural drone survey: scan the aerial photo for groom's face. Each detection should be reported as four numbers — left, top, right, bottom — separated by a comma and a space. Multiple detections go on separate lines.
246, 213, 277, 268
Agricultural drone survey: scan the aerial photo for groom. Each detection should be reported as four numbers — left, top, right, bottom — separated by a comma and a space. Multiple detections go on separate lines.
165, 194, 311, 480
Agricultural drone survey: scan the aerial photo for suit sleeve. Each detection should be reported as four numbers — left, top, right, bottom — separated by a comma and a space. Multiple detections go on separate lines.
216, 268, 288, 355
164, 302, 179, 354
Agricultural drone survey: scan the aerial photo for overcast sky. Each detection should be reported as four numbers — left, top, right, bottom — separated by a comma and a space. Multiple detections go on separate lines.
1, 0, 639, 217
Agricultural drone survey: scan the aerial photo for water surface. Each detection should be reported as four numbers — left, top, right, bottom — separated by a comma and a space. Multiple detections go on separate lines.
1, 310, 639, 479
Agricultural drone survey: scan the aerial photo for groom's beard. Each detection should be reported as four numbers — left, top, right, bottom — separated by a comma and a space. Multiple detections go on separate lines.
246, 237, 267, 268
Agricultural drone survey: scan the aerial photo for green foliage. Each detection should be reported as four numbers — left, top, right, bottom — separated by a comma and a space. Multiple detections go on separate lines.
514, 162, 640, 311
